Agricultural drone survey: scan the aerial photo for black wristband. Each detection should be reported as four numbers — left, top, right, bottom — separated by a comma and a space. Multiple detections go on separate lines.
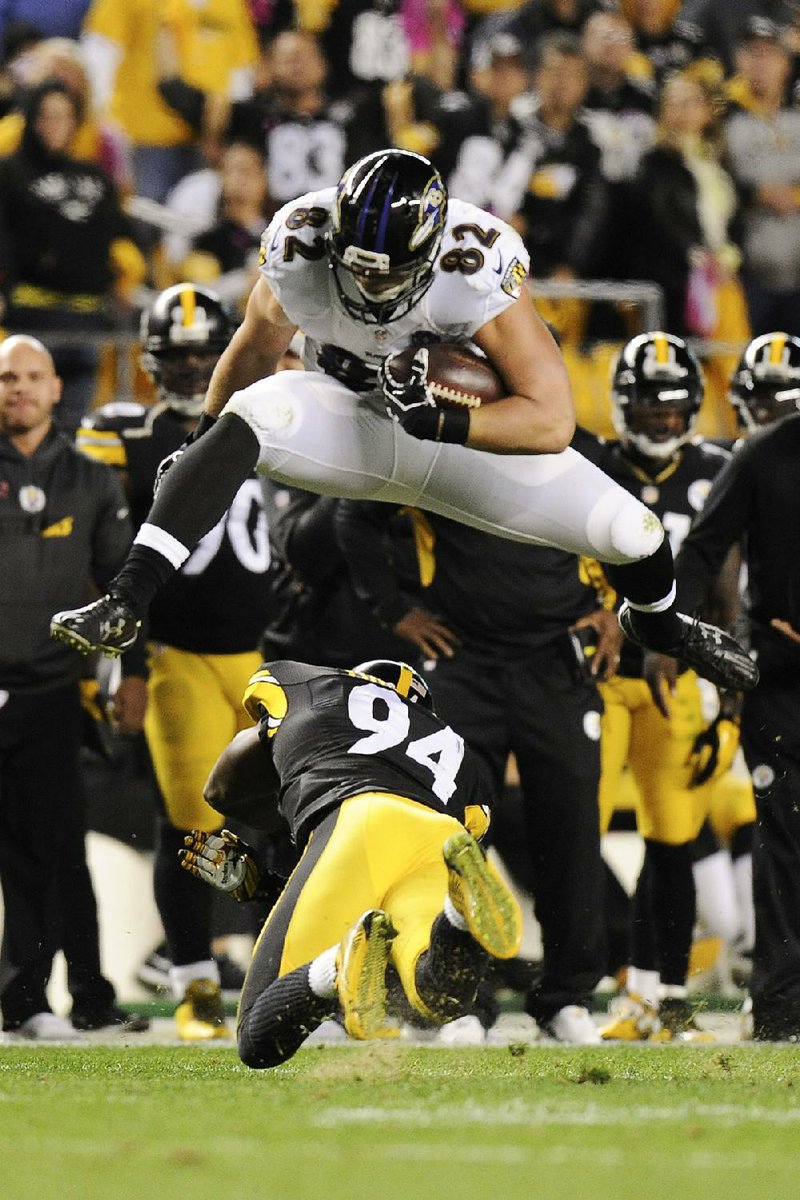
435, 407, 471, 444
402, 405, 470, 444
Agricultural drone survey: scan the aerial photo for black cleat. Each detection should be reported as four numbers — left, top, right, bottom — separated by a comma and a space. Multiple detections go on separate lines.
50, 594, 141, 657
71, 1004, 150, 1033
618, 603, 759, 692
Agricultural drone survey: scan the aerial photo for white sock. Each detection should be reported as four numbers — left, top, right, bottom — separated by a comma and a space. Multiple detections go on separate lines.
660, 983, 689, 1001
170, 959, 219, 1001
693, 850, 741, 944
732, 853, 755, 953
627, 967, 661, 1008
308, 946, 338, 999
444, 894, 468, 931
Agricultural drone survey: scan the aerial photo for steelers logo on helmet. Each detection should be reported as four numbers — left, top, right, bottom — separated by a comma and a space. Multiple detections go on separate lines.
611, 331, 703, 461
350, 659, 433, 710
140, 283, 237, 417
326, 150, 448, 325
728, 331, 800, 432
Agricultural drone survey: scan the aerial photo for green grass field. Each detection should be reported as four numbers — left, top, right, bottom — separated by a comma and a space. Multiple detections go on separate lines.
2, 1043, 800, 1200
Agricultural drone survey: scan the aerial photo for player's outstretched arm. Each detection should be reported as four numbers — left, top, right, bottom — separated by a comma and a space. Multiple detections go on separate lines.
203, 277, 298, 418
470, 288, 575, 454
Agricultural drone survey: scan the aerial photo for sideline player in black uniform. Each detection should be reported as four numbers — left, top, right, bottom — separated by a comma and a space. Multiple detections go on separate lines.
180, 658, 523, 1069
50, 149, 757, 700
77, 285, 275, 1040
575, 333, 734, 1042
335, 499, 620, 1044
646, 333, 800, 1041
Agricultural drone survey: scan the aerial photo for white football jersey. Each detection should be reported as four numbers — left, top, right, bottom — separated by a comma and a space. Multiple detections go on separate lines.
257, 188, 530, 369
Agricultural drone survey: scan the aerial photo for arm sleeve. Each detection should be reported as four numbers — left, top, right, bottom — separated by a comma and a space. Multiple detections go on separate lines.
676, 446, 754, 614
334, 500, 413, 631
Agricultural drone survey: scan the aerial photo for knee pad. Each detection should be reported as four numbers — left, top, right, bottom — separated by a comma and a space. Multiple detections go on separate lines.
608, 495, 664, 563
224, 378, 300, 441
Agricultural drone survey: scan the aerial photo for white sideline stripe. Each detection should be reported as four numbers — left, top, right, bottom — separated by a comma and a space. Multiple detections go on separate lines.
313, 1101, 800, 1128
0, 1136, 781, 1173
134, 523, 192, 568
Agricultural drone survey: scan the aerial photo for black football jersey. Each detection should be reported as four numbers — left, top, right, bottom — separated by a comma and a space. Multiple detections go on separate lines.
77, 402, 274, 654
243, 660, 489, 845
575, 430, 731, 676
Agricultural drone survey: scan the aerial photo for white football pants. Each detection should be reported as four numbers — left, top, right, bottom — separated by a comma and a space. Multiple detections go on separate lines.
224, 370, 662, 565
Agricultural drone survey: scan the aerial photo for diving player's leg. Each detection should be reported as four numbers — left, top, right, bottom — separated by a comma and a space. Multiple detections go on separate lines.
237, 800, 396, 1067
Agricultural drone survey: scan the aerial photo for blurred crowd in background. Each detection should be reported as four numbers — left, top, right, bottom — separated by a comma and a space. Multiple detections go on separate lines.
1, 0, 800, 437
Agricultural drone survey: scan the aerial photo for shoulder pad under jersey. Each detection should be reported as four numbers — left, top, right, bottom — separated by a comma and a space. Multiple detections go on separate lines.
76, 401, 148, 468
429, 199, 530, 335
243, 664, 289, 735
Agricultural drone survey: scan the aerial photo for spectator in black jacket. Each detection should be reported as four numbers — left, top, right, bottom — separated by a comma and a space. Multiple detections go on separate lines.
0, 79, 144, 435
494, 32, 610, 342
630, 68, 749, 346
0, 333, 148, 1038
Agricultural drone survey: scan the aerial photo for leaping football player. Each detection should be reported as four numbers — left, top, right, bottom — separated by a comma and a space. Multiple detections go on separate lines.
51, 149, 757, 695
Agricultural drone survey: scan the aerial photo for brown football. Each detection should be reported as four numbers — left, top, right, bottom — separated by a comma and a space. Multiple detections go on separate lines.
387, 343, 506, 410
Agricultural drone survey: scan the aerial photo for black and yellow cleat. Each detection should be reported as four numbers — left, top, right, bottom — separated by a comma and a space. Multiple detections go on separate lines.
649, 997, 715, 1044
175, 979, 230, 1042
618, 603, 759, 692
51, 593, 141, 657
336, 909, 399, 1041
599, 991, 660, 1041
443, 829, 522, 960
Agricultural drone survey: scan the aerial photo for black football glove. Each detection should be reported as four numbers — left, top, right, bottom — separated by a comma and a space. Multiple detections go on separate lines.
687, 713, 741, 788
380, 348, 469, 444
153, 411, 217, 497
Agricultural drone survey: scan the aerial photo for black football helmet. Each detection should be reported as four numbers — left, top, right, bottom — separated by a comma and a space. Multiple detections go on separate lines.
351, 659, 433, 710
326, 149, 448, 325
140, 284, 237, 417
611, 331, 703, 461
729, 332, 800, 432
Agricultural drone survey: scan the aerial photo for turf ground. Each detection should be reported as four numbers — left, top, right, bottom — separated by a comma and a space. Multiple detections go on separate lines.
2, 1041, 800, 1200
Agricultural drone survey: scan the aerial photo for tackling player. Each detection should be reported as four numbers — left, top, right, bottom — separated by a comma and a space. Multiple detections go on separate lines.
179, 658, 523, 1068
51, 149, 757, 699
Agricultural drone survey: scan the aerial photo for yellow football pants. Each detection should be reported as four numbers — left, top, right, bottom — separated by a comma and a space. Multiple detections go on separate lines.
598, 671, 713, 844
251, 792, 486, 1019
144, 644, 263, 831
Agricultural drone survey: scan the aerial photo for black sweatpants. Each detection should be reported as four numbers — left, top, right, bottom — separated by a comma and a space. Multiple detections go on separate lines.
741, 660, 800, 1036
423, 636, 606, 1022
0, 683, 114, 1028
